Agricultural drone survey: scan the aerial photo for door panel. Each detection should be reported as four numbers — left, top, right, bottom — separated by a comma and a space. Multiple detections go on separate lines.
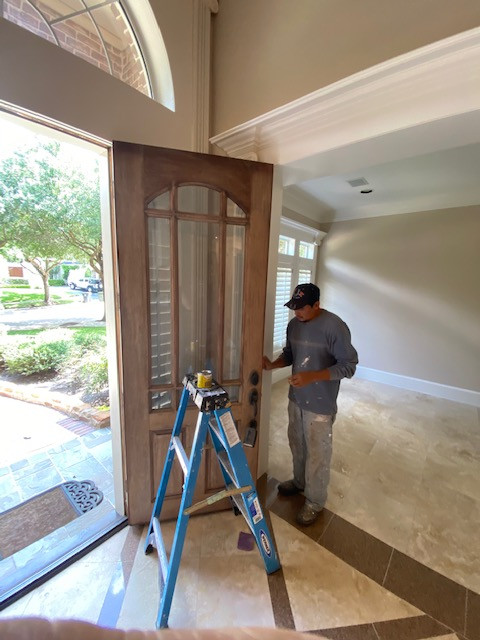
113, 143, 272, 523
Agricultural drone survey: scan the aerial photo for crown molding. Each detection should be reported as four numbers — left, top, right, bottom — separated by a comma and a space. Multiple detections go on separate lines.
281, 216, 327, 241
210, 27, 480, 166
282, 186, 329, 219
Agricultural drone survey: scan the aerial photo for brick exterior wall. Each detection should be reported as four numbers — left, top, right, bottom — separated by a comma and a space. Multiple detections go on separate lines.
3, 0, 149, 97
8, 266, 24, 278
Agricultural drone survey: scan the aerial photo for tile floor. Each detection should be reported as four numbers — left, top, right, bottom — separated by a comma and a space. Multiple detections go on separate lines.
269, 377, 480, 594
1, 378, 479, 640
0, 507, 474, 639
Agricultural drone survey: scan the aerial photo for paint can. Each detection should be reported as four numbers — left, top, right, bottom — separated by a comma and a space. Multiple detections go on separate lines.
197, 370, 213, 389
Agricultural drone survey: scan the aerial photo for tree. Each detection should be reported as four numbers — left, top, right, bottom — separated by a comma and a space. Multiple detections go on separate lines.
0, 140, 102, 304
0, 155, 23, 250
53, 157, 103, 287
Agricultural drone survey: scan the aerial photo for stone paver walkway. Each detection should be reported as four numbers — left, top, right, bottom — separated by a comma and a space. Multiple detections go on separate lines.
0, 395, 119, 603
0, 395, 113, 511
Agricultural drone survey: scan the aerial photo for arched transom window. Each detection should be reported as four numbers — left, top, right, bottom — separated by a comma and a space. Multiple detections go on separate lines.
3, 0, 154, 99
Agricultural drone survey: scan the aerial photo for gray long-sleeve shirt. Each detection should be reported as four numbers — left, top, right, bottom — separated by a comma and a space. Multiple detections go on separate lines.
282, 309, 358, 415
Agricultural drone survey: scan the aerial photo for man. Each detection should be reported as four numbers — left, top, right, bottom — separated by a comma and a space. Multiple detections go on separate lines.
263, 283, 358, 525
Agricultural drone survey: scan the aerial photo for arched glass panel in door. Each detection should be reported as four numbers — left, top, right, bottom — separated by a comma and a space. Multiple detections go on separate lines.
146, 185, 247, 410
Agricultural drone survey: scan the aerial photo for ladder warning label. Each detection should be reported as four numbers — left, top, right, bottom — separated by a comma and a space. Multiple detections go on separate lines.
220, 412, 240, 447
248, 496, 263, 524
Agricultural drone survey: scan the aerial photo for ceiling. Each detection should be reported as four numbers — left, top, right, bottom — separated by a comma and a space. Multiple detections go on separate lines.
283, 141, 480, 225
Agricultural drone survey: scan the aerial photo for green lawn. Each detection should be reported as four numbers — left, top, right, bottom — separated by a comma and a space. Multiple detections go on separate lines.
0, 287, 76, 309
7, 326, 106, 338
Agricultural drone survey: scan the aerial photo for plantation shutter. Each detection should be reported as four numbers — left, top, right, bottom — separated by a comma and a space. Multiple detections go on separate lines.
273, 266, 292, 351
298, 268, 312, 285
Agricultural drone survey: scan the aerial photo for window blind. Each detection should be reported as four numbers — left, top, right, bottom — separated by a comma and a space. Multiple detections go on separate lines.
273, 266, 292, 350
298, 269, 312, 285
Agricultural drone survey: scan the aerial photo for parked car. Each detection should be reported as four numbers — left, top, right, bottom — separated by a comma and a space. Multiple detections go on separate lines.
68, 277, 103, 293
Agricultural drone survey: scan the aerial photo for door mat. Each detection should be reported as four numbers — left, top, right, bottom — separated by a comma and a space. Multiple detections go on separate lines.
0, 480, 103, 560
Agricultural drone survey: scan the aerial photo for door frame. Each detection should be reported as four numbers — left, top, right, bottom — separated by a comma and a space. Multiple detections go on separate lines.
0, 100, 126, 516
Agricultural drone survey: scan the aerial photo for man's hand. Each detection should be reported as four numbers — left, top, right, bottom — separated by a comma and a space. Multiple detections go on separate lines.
288, 370, 330, 387
263, 355, 287, 370
262, 355, 273, 370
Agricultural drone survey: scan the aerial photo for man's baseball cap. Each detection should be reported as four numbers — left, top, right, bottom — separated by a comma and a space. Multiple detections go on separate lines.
285, 283, 320, 310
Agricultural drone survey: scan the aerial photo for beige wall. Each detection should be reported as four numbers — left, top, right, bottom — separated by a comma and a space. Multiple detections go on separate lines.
0, 0, 196, 147
316, 206, 480, 392
212, 0, 480, 135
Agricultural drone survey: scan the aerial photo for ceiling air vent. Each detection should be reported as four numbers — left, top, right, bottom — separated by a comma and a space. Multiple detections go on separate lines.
347, 177, 369, 187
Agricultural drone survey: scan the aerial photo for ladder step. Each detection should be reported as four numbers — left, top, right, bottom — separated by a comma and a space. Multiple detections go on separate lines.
172, 436, 189, 476
151, 517, 168, 583
216, 451, 237, 487
229, 491, 250, 524
208, 420, 227, 449
184, 485, 251, 516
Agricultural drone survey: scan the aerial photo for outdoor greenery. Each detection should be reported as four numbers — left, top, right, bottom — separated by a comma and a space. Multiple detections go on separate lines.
0, 135, 108, 408
0, 288, 74, 309
0, 326, 108, 401
1, 278, 29, 286
0, 141, 102, 305
1, 328, 71, 376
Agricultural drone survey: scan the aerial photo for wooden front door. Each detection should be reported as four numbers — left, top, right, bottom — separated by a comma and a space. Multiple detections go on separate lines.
113, 143, 273, 524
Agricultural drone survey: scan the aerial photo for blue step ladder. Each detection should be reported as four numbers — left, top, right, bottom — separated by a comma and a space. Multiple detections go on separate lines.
145, 374, 281, 629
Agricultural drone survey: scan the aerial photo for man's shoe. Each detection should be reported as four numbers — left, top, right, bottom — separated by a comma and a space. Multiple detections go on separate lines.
277, 480, 303, 496
296, 502, 322, 526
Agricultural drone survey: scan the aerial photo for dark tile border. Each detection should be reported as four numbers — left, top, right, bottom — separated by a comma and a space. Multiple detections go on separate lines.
263, 506, 295, 629
466, 589, 480, 640
383, 550, 467, 633
268, 476, 474, 640
312, 615, 453, 640
257, 473, 279, 510
373, 614, 451, 639
270, 491, 334, 540
309, 623, 378, 639
319, 512, 393, 584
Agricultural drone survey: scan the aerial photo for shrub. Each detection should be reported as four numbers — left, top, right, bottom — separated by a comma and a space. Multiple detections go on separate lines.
72, 330, 106, 354
1, 278, 29, 287
48, 279, 65, 287
56, 329, 108, 395
2, 329, 71, 376
77, 353, 109, 392
0, 325, 9, 370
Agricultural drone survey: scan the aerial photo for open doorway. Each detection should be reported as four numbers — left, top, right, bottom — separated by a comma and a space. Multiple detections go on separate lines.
0, 108, 125, 608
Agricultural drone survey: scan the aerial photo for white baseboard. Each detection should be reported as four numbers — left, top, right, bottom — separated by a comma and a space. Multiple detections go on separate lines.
356, 366, 480, 407
270, 364, 480, 406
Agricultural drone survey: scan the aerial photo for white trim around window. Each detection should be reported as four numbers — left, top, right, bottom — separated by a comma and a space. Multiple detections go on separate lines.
273, 217, 322, 357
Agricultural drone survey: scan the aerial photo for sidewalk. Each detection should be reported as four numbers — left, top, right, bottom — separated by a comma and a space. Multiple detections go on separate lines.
0, 299, 104, 329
